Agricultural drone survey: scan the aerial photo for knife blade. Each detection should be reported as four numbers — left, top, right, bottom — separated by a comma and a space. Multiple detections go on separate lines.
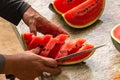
56, 44, 105, 62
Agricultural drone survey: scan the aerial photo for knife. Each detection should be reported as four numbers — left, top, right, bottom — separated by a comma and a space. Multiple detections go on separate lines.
56, 44, 105, 62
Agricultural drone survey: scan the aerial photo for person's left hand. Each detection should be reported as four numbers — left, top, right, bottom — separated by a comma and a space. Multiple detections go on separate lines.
3, 47, 61, 80
23, 7, 69, 36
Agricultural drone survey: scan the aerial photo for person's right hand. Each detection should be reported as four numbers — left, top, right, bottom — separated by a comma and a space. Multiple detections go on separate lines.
2, 47, 61, 80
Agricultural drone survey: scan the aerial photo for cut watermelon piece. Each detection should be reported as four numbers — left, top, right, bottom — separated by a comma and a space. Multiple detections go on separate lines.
22, 33, 33, 50
50, 0, 86, 14
40, 38, 58, 57
68, 38, 86, 55
49, 0, 105, 28
61, 44, 94, 65
38, 35, 52, 54
111, 24, 120, 52
27, 36, 43, 50
55, 42, 76, 59
21, 33, 95, 65
48, 34, 69, 58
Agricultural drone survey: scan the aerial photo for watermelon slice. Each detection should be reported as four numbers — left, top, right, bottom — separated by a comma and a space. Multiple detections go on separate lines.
22, 33, 33, 50
40, 38, 58, 57
27, 36, 43, 50
49, 0, 105, 28
68, 38, 86, 55
60, 44, 94, 65
48, 34, 69, 58
111, 24, 120, 52
55, 42, 75, 59
21, 33, 95, 65
50, 0, 86, 14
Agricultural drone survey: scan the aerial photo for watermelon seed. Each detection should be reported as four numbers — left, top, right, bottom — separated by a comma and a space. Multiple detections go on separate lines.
38, 44, 44, 48
67, 0, 73, 3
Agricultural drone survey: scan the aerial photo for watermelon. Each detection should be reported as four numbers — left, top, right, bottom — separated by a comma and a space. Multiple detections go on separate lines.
111, 24, 120, 52
61, 44, 94, 65
55, 42, 75, 59
49, 0, 105, 28
40, 38, 58, 57
48, 34, 69, 58
27, 36, 43, 50
22, 33, 33, 50
22, 33, 94, 65
68, 39, 86, 55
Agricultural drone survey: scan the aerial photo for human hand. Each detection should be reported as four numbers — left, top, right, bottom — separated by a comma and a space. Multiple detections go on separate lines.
23, 7, 69, 36
2, 47, 61, 80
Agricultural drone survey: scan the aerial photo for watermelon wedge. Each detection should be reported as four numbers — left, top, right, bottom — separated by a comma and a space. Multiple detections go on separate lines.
22, 33, 33, 50
55, 42, 75, 59
111, 24, 120, 52
48, 34, 69, 58
21, 33, 95, 65
49, 0, 105, 28
27, 36, 43, 50
60, 44, 94, 65
68, 38, 86, 55
40, 38, 58, 57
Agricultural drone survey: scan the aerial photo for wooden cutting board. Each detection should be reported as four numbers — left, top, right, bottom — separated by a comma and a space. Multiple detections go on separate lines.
0, 17, 24, 80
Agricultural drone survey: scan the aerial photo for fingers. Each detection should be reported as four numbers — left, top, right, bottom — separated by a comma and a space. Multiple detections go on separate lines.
29, 18, 37, 35
43, 66, 61, 76
40, 56, 58, 67
30, 47, 41, 55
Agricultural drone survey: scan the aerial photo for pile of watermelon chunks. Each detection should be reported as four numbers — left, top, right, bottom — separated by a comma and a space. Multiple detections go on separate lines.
22, 33, 94, 65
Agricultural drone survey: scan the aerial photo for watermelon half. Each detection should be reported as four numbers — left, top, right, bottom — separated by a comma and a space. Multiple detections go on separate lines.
22, 33, 95, 65
111, 24, 120, 52
49, 0, 105, 28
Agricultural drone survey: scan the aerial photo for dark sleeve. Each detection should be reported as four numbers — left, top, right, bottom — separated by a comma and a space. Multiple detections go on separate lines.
0, 54, 5, 73
0, 0, 31, 25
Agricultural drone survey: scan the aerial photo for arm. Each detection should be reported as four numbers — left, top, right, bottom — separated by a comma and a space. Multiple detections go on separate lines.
0, 0, 69, 36
0, 0, 30, 25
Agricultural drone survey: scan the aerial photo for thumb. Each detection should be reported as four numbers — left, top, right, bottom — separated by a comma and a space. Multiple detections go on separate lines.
30, 47, 41, 55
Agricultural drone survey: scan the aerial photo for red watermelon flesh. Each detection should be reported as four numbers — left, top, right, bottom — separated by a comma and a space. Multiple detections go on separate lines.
61, 44, 94, 65
53, 0, 86, 14
63, 0, 104, 26
113, 25, 120, 41
48, 34, 69, 58
27, 36, 43, 50
38, 35, 52, 54
40, 38, 58, 57
22, 33, 33, 48
68, 38, 86, 55
55, 42, 75, 59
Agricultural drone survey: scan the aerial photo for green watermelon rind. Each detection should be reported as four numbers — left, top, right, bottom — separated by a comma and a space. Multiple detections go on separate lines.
49, 0, 105, 28
21, 34, 28, 51
49, 2, 63, 15
111, 24, 120, 52
60, 50, 95, 65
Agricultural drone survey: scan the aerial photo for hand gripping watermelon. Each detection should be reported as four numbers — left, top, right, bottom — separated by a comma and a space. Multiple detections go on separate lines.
111, 24, 120, 52
22, 33, 94, 65
49, 0, 105, 28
